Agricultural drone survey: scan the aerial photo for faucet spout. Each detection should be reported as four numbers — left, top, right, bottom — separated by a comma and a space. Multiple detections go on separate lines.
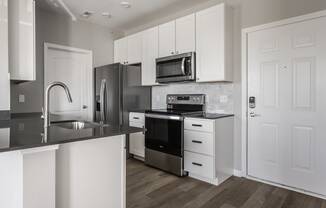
44, 81, 73, 128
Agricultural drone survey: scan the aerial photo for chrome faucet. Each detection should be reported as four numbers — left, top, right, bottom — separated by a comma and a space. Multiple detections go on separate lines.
44, 82, 73, 128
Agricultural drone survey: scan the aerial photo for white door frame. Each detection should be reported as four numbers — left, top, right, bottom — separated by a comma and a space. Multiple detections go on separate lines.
44, 42, 94, 120
241, 10, 326, 196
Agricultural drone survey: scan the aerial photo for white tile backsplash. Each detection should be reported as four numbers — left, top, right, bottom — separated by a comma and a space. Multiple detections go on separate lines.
152, 82, 234, 114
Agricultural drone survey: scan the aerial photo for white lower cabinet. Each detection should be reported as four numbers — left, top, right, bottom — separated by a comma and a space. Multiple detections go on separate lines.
184, 130, 214, 156
184, 151, 214, 179
129, 112, 145, 158
0, 145, 58, 208
184, 116, 234, 185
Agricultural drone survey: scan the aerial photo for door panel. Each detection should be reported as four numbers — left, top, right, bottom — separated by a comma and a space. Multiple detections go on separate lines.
158, 21, 175, 57
141, 27, 159, 86
114, 38, 127, 64
176, 13, 195, 54
45, 47, 93, 121
248, 16, 326, 196
127, 33, 142, 64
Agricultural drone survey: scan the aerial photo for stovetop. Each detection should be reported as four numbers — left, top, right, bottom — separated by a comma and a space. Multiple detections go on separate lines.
145, 109, 204, 116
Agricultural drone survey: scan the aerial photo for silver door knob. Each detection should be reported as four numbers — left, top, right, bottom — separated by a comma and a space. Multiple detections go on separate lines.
83, 105, 88, 109
249, 112, 261, 117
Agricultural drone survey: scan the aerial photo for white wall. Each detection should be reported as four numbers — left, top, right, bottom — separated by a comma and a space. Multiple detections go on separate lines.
124, 0, 326, 172
10, 8, 115, 113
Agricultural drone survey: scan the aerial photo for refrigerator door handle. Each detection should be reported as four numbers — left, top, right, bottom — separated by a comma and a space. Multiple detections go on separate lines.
100, 79, 107, 122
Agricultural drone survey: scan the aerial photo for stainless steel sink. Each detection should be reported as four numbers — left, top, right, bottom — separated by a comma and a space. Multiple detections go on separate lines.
51, 120, 104, 130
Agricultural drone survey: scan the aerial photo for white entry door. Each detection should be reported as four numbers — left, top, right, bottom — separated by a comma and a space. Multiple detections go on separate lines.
248, 16, 326, 196
44, 43, 93, 121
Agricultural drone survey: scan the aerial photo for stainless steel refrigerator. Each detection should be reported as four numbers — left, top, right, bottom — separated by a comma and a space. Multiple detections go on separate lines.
94, 63, 151, 126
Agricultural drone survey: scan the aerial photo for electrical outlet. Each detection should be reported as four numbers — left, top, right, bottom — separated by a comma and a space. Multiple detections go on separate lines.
219, 95, 228, 104
19, 94, 25, 103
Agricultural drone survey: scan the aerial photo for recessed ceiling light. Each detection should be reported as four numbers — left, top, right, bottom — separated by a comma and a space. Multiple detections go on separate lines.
81, 11, 94, 18
120, 1, 131, 8
102, 12, 112, 18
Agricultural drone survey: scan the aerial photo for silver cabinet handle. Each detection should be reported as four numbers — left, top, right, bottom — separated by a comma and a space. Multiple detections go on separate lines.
192, 124, 202, 127
192, 140, 202, 144
192, 162, 203, 167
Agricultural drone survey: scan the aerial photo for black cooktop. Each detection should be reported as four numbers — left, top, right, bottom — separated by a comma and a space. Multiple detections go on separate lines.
145, 109, 203, 116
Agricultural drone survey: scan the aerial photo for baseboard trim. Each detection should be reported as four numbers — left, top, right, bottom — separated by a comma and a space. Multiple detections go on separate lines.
247, 175, 326, 200
233, 169, 244, 177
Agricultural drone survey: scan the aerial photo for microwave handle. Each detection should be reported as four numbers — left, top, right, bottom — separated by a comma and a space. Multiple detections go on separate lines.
181, 57, 186, 75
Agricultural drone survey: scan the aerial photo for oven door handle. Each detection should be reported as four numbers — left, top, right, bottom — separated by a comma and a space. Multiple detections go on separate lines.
145, 114, 183, 121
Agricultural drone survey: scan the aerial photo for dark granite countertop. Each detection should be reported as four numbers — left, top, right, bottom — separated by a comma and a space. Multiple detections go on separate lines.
128, 109, 148, 113
0, 114, 143, 153
185, 113, 234, 120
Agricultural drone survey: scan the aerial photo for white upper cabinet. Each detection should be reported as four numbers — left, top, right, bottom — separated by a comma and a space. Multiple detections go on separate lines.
0, 0, 10, 110
158, 20, 176, 57
158, 14, 196, 58
9, 0, 36, 81
176, 14, 196, 54
141, 27, 159, 86
114, 37, 128, 64
196, 4, 233, 82
113, 3, 233, 84
127, 32, 142, 64
114, 33, 142, 65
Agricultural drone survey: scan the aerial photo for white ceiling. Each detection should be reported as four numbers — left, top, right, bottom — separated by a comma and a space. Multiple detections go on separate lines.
37, 0, 214, 32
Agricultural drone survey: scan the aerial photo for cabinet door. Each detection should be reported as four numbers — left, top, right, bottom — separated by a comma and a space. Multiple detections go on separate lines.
129, 121, 145, 158
127, 32, 142, 64
176, 13, 196, 54
196, 4, 226, 82
141, 27, 159, 86
114, 37, 128, 64
9, 0, 35, 81
158, 20, 175, 57
0, 0, 10, 110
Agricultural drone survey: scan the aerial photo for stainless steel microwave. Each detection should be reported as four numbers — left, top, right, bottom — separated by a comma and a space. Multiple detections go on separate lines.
156, 52, 195, 83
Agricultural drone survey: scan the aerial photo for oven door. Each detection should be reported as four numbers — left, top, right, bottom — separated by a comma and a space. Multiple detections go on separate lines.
156, 52, 195, 83
145, 114, 183, 157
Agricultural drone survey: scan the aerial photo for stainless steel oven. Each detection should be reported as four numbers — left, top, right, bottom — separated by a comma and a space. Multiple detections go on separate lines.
145, 114, 184, 176
144, 94, 206, 176
156, 52, 195, 83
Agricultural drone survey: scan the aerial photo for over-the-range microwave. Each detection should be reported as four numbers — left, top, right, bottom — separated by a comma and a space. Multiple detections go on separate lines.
156, 52, 196, 83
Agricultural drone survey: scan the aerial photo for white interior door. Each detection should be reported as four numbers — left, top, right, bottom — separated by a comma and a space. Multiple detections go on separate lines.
44, 44, 93, 121
248, 16, 326, 196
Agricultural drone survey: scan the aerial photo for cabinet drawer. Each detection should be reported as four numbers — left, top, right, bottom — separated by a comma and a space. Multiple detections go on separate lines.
184, 151, 214, 179
184, 130, 213, 156
129, 121, 144, 129
184, 118, 214, 132
129, 112, 145, 124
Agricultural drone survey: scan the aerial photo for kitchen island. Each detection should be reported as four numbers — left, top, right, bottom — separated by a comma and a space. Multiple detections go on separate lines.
0, 114, 142, 208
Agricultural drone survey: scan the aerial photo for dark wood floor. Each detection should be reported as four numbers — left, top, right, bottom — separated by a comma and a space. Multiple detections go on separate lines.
127, 159, 326, 208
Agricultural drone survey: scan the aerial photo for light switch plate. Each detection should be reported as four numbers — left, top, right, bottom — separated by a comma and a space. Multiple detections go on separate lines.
19, 94, 25, 103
